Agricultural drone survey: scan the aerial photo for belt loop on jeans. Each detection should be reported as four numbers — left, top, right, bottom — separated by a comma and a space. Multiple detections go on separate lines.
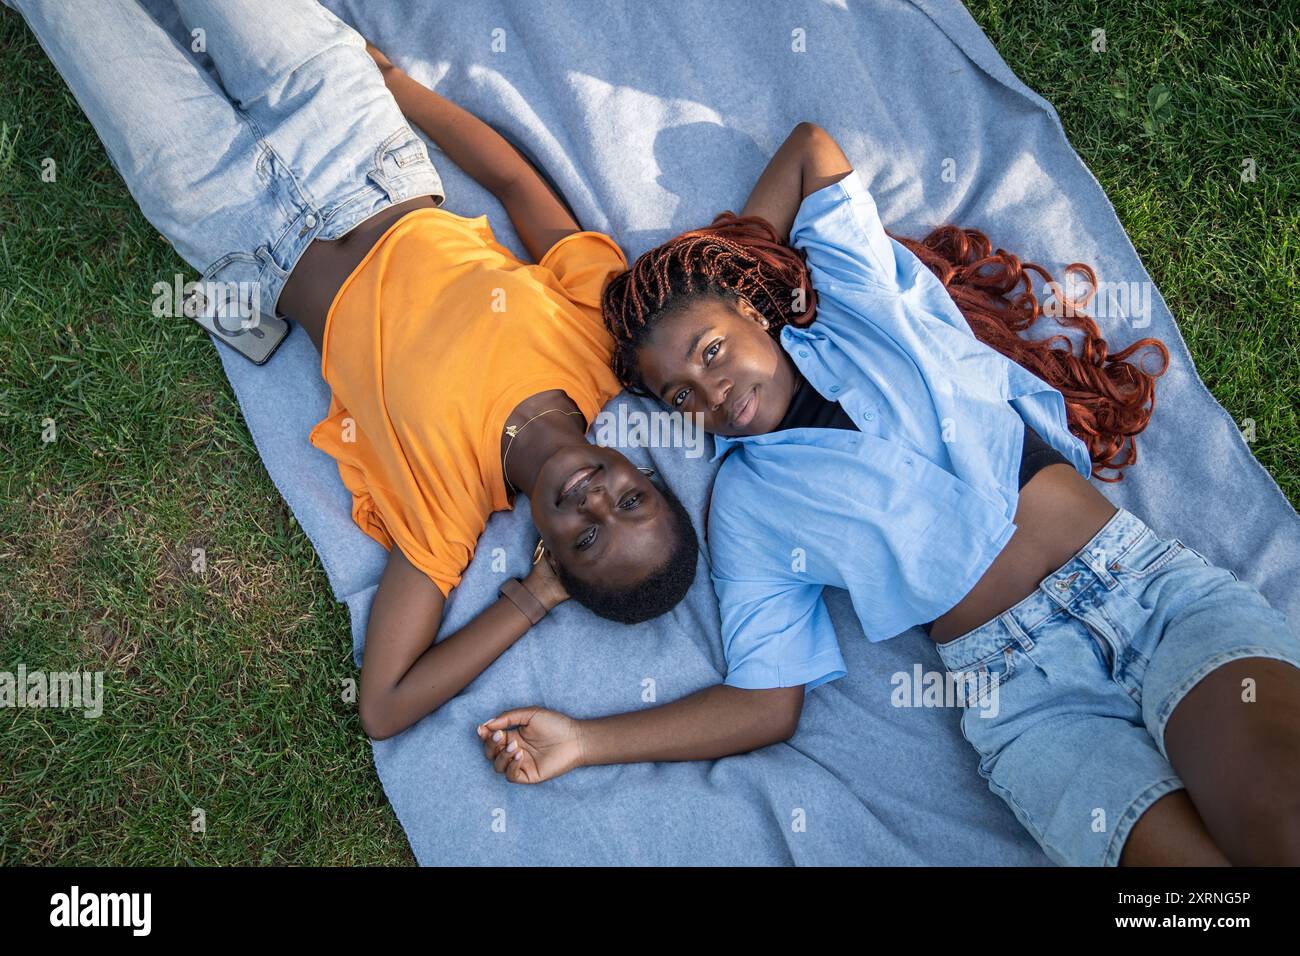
1002, 608, 1035, 653
1080, 540, 1120, 590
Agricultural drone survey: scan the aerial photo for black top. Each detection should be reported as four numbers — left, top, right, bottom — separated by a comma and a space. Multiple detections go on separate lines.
1018, 420, 1072, 488
775, 373, 861, 432
774, 371, 1072, 635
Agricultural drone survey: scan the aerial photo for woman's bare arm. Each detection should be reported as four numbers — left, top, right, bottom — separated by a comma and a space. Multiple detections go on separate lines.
579, 683, 806, 763
364, 42, 578, 260
740, 122, 853, 241
479, 682, 807, 783
358, 546, 566, 740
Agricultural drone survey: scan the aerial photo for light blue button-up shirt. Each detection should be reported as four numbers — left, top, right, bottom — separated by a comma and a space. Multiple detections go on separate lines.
707, 168, 1092, 692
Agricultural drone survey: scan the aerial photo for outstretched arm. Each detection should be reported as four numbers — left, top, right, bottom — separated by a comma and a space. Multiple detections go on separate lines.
365, 42, 578, 260
358, 545, 568, 741
477, 683, 806, 783
741, 122, 853, 241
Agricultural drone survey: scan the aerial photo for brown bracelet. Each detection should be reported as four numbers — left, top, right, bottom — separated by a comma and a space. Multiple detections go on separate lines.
499, 578, 547, 626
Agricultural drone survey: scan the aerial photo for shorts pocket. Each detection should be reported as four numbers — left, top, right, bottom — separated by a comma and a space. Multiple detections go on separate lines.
369, 127, 431, 194
1177, 541, 1242, 582
255, 142, 309, 228
949, 642, 1020, 709
1109, 528, 1186, 580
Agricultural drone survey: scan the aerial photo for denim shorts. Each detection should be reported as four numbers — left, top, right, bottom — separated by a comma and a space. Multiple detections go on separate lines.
935, 506, 1300, 866
11, 0, 444, 330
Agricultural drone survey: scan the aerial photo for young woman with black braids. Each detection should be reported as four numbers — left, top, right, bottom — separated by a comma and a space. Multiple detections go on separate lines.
477, 123, 1300, 867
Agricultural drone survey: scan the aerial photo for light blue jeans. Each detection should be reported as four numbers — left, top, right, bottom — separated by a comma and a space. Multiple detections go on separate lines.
8, 0, 443, 329
935, 505, 1300, 866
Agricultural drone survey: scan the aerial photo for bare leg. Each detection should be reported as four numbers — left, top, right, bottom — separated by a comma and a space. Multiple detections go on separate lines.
1120, 789, 1230, 866
1162, 657, 1300, 865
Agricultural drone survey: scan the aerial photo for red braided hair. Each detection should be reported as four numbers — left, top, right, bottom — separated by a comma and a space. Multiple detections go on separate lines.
602, 212, 1170, 481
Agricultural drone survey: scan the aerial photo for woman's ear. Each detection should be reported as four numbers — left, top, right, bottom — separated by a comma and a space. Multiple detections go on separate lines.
736, 296, 770, 330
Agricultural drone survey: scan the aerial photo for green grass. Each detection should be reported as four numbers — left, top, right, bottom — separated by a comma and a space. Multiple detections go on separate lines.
1, 2, 1296, 864
0, 15, 411, 864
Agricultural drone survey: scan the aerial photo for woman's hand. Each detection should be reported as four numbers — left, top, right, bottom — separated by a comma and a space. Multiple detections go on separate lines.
522, 547, 569, 612
477, 707, 585, 783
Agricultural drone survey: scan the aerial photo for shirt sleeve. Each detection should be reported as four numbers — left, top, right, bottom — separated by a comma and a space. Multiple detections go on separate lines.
538, 230, 629, 313
790, 168, 901, 293
309, 394, 469, 599
711, 569, 847, 692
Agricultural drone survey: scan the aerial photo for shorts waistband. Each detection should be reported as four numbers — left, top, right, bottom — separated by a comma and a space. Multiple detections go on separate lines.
935, 506, 1149, 672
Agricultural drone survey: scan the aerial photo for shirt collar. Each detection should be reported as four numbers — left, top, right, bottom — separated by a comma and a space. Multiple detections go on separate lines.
710, 432, 742, 461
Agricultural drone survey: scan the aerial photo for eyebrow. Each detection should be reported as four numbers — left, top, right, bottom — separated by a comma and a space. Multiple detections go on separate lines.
683, 329, 708, 363
658, 329, 711, 402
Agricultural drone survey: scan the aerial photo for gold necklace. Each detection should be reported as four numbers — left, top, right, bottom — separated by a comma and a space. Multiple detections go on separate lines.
502, 408, 584, 498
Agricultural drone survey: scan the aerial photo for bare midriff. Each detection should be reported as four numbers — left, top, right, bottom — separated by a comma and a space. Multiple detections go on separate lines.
275, 195, 441, 355
926, 463, 1119, 643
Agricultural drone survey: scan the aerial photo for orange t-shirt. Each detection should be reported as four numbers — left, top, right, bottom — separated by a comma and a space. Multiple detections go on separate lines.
308, 207, 628, 598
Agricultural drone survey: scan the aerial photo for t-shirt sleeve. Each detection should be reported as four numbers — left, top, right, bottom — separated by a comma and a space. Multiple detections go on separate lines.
308, 394, 468, 599
706, 472, 846, 691
790, 168, 902, 293
538, 230, 629, 313
712, 569, 847, 692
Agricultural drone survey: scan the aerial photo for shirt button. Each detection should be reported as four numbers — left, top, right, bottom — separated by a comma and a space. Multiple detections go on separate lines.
304, 213, 318, 228
798, 349, 809, 358
829, 385, 840, 393
865, 412, 875, 421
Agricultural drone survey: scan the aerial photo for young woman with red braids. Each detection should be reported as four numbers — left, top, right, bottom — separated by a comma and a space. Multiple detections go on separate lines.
478, 123, 1300, 867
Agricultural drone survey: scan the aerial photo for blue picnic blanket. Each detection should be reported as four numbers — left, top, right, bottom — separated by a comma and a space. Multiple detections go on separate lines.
187, 0, 1299, 864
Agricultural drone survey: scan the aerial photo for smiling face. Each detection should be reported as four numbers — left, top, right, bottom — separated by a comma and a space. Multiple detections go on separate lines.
635, 294, 799, 436
527, 442, 679, 590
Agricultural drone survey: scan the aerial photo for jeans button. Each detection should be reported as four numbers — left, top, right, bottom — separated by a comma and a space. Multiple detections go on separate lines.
304, 213, 318, 228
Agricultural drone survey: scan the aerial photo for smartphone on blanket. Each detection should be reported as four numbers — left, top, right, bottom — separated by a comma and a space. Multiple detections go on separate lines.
186, 292, 291, 365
